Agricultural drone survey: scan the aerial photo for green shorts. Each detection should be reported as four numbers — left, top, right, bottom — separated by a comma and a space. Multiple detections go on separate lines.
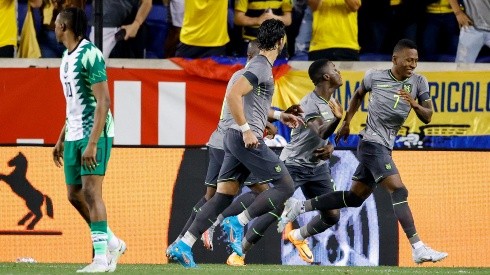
63, 137, 113, 185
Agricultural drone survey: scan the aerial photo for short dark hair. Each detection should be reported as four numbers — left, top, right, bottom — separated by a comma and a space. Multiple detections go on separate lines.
393, 39, 417, 54
308, 59, 330, 86
59, 7, 87, 39
256, 19, 286, 51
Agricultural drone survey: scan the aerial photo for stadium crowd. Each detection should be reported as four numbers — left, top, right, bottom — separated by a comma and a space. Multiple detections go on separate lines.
0, 0, 489, 62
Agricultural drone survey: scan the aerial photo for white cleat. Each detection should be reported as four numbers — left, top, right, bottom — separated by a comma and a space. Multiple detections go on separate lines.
277, 198, 302, 233
76, 259, 109, 273
412, 245, 448, 264
107, 239, 127, 272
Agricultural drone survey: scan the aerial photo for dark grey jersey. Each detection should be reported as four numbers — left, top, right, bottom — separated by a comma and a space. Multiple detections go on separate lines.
360, 69, 430, 149
207, 68, 246, 149
280, 92, 335, 168
229, 55, 275, 138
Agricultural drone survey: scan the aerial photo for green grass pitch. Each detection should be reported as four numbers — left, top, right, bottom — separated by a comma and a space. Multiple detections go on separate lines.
0, 263, 489, 274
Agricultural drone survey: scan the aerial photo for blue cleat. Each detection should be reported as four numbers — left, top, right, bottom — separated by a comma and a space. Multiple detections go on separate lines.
168, 240, 197, 268
221, 216, 244, 256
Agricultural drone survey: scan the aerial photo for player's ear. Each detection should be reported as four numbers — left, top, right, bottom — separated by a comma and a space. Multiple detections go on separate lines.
323, 73, 329, 81
61, 23, 66, 31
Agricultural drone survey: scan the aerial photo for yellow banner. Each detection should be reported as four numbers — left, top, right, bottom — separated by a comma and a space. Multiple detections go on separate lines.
274, 70, 490, 136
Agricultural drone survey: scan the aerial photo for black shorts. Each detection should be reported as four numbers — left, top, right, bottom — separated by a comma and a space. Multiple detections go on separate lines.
352, 140, 399, 187
286, 163, 335, 200
218, 129, 289, 185
205, 146, 269, 188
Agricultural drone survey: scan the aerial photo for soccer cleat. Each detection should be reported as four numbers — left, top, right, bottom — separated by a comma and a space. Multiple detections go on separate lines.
168, 240, 197, 268
166, 242, 175, 259
412, 245, 448, 264
277, 198, 303, 233
221, 216, 244, 256
76, 259, 109, 273
201, 228, 214, 251
226, 252, 245, 266
287, 230, 314, 263
107, 239, 127, 272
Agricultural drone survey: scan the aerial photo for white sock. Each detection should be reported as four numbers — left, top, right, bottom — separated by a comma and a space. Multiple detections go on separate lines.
107, 226, 120, 251
237, 212, 250, 226
292, 229, 305, 241
412, 241, 424, 249
181, 232, 197, 247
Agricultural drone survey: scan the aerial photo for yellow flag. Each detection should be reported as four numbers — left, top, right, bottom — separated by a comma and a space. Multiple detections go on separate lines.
18, 6, 42, 58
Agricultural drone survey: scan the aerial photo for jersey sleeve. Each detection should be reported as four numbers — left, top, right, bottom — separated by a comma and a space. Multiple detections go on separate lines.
360, 69, 375, 92
302, 98, 321, 123
235, 0, 248, 12
416, 75, 430, 103
81, 45, 107, 85
242, 59, 268, 89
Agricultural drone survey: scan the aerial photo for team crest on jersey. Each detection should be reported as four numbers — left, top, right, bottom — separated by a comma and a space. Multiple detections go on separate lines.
403, 84, 412, 93
64, 62, 68, 73
275, 165, 282, 173
385, 163, 392, 170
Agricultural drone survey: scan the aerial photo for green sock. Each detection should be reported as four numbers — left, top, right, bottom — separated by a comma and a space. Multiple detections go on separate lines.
90, 221, 108, 263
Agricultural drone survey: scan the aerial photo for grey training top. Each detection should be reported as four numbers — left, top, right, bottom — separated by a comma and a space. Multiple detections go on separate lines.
207, 68, 246, 149
280, 91, 336, 168
461, 0, 490, 31
360, 69, 430, 149
89, 0, 139, 27
229, 55, 275, 138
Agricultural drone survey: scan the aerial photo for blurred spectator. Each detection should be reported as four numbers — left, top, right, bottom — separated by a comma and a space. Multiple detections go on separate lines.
449, 0, 490, 63
420, 0, 459, 61
38, 0, 86, 58
292, 6, 312, 60
163, 0, 183, 58
175, 0, 229, 58
383, 0, 424, 54
358, 0, 390, 54
234, 0, 292, 57
89, 0, 152, 59
286, 0, 307, 58
308, 0, 361, 61
0, 0, 42, 57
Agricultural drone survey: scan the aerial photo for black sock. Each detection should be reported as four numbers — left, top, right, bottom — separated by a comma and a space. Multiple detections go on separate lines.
178, 197, 207, 237
303, 212, 339, 237
391, 188, 418, 240
246, 175, 294, 219
187, 193, 234, 238
308, 191, 365, 211
244, 207, 282, 252
221, 191, 258, 218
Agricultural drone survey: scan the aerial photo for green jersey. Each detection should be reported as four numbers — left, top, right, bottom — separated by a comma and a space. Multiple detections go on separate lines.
59, 39, 114, 141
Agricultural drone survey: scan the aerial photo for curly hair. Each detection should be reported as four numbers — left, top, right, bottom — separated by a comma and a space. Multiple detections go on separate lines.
59, 6, 87, 39
308, 59, 331, 86
256, 19, 286, 51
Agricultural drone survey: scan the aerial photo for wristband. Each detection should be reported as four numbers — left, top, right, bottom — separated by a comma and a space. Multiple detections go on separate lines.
273, 110, 282, 120
239, 123, 250, 132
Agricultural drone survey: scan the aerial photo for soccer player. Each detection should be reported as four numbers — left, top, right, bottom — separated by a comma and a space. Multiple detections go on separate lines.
167, 40, 270, 253
224, 59, 344, 266
52, 7, 126, 273
278, 39, 448, 264
168, 19, 302, 268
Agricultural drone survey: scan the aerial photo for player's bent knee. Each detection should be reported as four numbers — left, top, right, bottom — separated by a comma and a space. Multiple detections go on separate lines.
346, 192, 365, 207
216, 180, 240, 195
391, 187, 408, 202
323, 212, 340, 225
